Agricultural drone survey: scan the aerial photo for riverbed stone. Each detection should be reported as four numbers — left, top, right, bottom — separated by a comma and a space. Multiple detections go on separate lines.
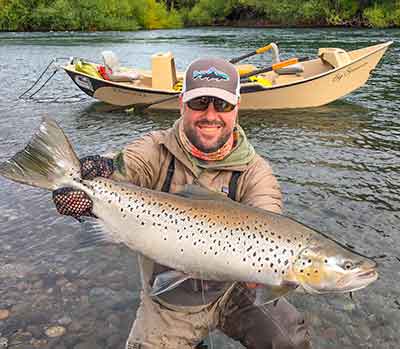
26, 325, 43, 339
73, 337, 98, 349
107, 333, 123, 348
45, 325, 66, 338
57, 316, 72, 326
0, 311, 9, 321
0, 337, 8, 348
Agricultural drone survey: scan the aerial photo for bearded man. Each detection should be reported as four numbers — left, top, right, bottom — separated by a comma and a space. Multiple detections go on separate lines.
53, 57, 311, 349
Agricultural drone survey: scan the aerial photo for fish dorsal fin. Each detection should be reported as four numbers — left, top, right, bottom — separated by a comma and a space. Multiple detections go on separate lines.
149, 270, 191, 297
174, 184, 230, 201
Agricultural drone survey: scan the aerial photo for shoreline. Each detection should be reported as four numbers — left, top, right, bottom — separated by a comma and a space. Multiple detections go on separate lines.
0, 23, 398, 33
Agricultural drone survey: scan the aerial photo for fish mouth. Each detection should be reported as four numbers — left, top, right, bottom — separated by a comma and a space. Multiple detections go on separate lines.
336, 268, 378, 292
302, 268, 379, 295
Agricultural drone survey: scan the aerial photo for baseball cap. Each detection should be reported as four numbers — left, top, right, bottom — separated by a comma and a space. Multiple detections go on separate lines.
182, 57, 240, 105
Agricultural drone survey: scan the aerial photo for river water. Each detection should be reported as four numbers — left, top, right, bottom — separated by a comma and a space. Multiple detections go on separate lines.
0, 28, 399, 349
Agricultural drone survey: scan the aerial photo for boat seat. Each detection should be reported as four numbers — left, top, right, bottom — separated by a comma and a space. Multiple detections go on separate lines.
151, 52, 178, 90
102, 51, 141, 82
318, 48, 351, 68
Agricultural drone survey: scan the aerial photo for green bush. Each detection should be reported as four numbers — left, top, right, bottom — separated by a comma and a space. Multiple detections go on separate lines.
187, 0, 226, 25
300, 0, 328, 25
390, 6, 400, 26
0, 0, 33, 30
363, 4, 389, 28
143, 0, 183, 29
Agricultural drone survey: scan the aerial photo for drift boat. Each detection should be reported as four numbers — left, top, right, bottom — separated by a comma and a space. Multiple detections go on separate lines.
61, 41, 392, 110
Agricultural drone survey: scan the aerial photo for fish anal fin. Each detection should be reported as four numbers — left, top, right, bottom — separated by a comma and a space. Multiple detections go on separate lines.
150, 270, 191, 297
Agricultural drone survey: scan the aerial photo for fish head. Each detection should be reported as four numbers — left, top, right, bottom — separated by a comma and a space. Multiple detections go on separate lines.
292, 238, 378, 295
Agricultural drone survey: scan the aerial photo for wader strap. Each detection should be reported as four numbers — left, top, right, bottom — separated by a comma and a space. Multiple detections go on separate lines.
161, 157, 175, 193
228, 171, 241, 201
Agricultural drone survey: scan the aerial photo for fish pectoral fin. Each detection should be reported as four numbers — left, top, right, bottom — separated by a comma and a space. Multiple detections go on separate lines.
149, 270, 191, 297
175, 184, 229, 201
76, 217, 113, 251
254, 281, 299, 306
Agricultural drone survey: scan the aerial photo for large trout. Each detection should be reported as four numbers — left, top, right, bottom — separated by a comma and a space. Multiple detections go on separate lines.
0, 118, 378, 301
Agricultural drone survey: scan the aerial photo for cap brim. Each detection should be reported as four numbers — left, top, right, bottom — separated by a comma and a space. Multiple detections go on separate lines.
182, 87, 238, 105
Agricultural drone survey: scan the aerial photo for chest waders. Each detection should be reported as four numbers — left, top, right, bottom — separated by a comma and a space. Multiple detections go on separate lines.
159, 157, 241, 349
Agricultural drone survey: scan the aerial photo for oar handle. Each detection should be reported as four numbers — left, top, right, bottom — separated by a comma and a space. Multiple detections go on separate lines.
256, 44, 273, 54
229, 44, 274, 64
240, 56, 310, 82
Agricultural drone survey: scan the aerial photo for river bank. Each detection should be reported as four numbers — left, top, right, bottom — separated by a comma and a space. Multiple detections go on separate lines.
0, 0, 399, 31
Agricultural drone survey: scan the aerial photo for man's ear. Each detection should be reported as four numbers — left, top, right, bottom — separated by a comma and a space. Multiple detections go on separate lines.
235, 99, 240, 125
179, 95, 184, 116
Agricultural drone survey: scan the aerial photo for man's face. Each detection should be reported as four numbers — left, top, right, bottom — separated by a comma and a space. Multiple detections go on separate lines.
180, 96, 239, 153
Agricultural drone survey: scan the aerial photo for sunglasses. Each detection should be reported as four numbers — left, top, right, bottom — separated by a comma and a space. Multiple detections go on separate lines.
187, 96, 236, 112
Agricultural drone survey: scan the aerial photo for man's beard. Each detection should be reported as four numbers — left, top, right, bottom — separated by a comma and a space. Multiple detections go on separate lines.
184, 120, 231, 153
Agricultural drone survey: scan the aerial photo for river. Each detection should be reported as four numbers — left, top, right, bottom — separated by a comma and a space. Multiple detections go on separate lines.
0, 28, 399, 349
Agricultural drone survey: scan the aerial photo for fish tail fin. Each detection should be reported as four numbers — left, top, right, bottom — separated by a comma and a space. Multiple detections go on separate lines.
0, 117, 81, 190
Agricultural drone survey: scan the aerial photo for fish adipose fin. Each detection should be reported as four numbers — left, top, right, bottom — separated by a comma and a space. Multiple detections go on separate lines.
77, 217, 114, 251
149, 270, 191, 297
0, 117, 81, 190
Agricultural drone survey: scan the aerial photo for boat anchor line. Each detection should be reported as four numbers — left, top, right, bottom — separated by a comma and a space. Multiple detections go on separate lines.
18, 57, 70, 100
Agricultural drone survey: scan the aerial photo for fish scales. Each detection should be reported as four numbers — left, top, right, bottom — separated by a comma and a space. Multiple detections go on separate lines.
85, 177, 313, 285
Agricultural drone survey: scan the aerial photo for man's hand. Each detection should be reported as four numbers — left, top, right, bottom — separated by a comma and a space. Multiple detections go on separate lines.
80, 155, 114, 180
52, 155, 114, 218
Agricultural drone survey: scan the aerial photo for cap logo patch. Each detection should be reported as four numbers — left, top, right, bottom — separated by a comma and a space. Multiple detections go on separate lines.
193, 67, 229, 81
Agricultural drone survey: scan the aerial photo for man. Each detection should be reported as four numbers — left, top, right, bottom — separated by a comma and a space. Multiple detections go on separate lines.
53, 57, 311, 349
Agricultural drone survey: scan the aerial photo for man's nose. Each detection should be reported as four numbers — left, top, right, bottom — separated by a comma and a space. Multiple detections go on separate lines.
204, 101, 218, 118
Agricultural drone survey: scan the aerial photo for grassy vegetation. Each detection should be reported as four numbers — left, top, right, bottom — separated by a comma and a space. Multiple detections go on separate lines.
0, 0, 398, 31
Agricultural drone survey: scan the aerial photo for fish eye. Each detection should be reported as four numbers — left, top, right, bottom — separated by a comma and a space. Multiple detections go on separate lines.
343, 261, 354, 270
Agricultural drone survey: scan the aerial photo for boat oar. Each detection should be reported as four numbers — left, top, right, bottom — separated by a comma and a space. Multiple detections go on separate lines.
130, 56, 310, 111
229, 43, 275, 64
240, 56, 310, 82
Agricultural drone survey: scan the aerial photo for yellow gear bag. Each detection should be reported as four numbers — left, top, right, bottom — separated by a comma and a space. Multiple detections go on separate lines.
75, 60, 102, 79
